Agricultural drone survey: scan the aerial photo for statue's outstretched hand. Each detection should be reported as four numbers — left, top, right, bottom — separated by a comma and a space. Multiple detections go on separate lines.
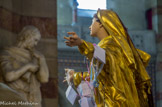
64, 32, 83, 47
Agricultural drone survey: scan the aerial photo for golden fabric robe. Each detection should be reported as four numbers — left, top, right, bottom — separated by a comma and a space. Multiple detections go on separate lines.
73, 10, 152, 107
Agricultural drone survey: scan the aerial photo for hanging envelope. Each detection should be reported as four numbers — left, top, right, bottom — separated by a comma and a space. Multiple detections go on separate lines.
94, 45, 106, 64
78, 97, 97, 107
77, 81, 92, 97
66, 85, 77, 105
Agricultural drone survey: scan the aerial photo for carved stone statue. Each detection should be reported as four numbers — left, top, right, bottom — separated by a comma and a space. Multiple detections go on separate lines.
0, 83, 32, 107
0, 26, 49, 107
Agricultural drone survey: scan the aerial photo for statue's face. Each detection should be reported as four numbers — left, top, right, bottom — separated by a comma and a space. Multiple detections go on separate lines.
89, 18, 101, 37
26, 33, 41, 49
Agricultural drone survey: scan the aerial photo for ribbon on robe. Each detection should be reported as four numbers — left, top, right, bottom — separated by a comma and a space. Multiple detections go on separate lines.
90, 44, 105, 88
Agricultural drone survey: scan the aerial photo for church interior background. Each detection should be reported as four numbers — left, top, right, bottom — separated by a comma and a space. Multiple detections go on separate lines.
58, 0, 162, 107
0, 0, 162, 107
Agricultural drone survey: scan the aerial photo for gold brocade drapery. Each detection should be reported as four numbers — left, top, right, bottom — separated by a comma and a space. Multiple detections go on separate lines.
73, 10, 152, 107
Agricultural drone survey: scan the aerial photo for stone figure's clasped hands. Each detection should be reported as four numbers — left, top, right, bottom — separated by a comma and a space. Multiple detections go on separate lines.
33, 51, 45, 60
64, 32, 83, 47
28, 63, 39, 73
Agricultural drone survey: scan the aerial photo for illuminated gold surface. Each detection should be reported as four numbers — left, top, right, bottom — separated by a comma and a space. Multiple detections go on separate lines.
73, 10, 151, 107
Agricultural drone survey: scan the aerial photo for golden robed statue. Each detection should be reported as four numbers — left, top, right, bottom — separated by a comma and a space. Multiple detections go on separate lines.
64, 9, 153, 107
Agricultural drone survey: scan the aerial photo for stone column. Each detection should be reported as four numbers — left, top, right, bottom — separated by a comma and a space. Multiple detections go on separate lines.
71, 0, 78, 26
154, 0, 162, 106
57, 0, 73, 25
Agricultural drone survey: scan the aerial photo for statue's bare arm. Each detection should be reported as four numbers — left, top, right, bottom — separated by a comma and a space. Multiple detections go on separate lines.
3, 62, 38, 82
34, 52, 49, 83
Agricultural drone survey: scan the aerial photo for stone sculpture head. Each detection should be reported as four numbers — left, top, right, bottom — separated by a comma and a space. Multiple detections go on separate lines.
17, 26, 41, 50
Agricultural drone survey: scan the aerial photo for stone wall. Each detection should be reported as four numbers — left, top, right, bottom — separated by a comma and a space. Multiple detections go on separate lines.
0, 0, 57, 107
106, 0, 146, 30
154, 0, 162, 106
57, 0, 73, 25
